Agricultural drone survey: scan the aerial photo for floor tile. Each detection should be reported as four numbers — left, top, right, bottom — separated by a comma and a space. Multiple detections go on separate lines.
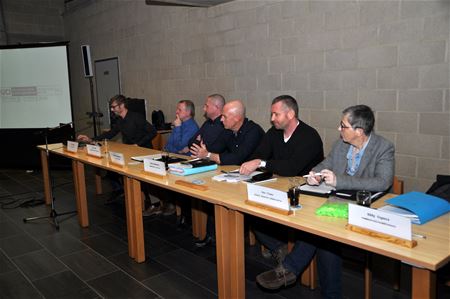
87, 270, 158, 298
108, 252, 170, 281
60, 249, 117, 281
143, 270, 217, 298
39, 232, 87, 257
0, 221, 23, 239
155, 248, 216, 283
12, 249, 67, 281
0, 233, 42, 257
0, 270, 43, 299
34, 270, 100, 299
0, 251, 16, 274
81, 233, 128, 257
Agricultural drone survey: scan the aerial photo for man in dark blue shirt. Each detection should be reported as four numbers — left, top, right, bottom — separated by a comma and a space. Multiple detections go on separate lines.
190, 99, 264, 247
188, 94, 227, 153
191, 100, 264, 165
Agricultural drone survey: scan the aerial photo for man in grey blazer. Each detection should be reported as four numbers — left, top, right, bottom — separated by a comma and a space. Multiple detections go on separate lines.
257, 105, 395, 299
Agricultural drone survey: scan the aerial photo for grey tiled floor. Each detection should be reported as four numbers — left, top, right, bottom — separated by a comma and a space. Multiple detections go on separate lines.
0, 168, 448, 298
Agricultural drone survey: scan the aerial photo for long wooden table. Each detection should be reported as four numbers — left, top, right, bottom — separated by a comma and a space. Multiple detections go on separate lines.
39, 142, 449, 299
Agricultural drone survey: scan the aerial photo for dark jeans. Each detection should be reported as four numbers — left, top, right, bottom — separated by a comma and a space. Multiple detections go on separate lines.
283, 239, 342, 299
254, 219, 342, 299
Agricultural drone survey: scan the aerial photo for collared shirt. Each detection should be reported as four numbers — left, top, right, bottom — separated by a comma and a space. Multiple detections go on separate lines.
188, 116, 227, 154
346, 135, 371, 176
164, 118, 199, 155
95, 111, 156, 148
219, 118, 264, 165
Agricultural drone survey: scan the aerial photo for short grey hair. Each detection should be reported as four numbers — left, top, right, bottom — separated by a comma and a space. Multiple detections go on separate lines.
179, 100, 195, 117
342, 105, 375, 135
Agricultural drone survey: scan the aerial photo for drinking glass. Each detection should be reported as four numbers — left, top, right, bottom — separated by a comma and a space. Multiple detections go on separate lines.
356, 190, 372, 207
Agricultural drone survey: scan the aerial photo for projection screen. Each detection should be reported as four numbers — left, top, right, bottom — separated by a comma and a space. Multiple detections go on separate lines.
0, 43, 73, 128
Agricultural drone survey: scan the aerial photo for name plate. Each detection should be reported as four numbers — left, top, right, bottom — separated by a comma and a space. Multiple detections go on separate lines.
109, 151, 125, 166
66, 141, 78, 153
143, 158, 166, 176
348, 204, 412, 241
86, 144, 102, 157
247, 184, 290, 211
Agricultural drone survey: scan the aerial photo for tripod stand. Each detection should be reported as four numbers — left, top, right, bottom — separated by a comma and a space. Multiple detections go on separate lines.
23, 127, 77, 230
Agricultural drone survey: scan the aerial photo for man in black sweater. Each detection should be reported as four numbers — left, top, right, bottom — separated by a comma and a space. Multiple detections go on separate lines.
77, 95, 157, 201
240, 95, 323, 176
240, 95, 324, 292
78, 94, 156, 147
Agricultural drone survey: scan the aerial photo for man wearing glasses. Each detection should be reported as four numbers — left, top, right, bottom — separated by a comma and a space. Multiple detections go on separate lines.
77, 94, 157, 202
77, 94, 156, 148
256, 105, 395, 299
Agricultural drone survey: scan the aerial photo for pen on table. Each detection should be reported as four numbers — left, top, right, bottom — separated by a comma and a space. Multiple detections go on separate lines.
335, 192, 351, 197
412, 233, 427, 239
302, 173, 323, 178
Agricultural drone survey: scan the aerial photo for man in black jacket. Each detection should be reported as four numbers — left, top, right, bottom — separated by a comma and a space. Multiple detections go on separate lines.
78, 94, 156, 147
240, 95, 323, 176
77, 95, 157, 201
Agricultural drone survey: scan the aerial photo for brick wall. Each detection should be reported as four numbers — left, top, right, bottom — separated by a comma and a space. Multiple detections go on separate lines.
62, 0, 450, 192
1, 0, 64, 44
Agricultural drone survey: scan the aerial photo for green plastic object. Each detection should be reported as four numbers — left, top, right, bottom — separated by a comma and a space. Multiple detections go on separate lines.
315, 200, 349, 218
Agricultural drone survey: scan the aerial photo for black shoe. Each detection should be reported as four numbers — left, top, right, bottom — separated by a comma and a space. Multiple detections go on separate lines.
256, 264, 297, 290
195, 235, 214, 248
176, 215, 186, 229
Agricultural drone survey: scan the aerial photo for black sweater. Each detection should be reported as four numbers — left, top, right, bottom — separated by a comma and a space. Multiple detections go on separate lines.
251, 121, 323, 176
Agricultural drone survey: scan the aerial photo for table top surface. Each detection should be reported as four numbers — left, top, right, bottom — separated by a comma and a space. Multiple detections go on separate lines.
40, 142, 450, 271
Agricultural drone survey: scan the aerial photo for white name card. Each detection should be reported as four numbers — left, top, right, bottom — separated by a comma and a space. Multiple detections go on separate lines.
348, 204, 412, 241
66, 141, 78, 153
247, 184, 290, 211
143, 158, 166, 176
109, 151, 125, 166
86, 144, 102, 157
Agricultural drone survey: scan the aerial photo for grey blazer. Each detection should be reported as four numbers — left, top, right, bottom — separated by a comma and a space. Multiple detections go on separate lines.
312, 133, 395, 192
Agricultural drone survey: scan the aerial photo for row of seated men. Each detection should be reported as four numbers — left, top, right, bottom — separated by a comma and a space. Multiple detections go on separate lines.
78, 93, 395, 299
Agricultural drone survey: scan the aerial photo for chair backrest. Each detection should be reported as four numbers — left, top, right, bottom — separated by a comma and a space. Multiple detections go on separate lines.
151, 133, 162, 150
392, 176, 404, 195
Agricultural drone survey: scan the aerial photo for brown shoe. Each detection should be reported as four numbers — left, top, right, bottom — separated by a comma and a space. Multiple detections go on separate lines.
143, 205, 162, 217
256, 264, 297, 290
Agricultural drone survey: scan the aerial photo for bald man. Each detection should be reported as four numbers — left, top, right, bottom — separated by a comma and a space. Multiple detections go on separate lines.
190, 100, 264, 165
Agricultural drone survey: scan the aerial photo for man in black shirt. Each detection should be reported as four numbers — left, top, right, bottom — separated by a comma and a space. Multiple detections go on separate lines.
191, 100, 264, 165
77, 95, 157, 201
188, 93, 227, 153
190, 99, 264, 247
78, 95, 156, 147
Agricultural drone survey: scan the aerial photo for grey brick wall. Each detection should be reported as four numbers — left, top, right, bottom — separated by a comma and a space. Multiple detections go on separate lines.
44, 0, 450, 191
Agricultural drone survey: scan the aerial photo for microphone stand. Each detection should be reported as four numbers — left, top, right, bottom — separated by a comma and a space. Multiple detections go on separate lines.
23, 127, 77, 230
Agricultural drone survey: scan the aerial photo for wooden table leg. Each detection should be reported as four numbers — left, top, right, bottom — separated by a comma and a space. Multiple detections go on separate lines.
191, 199, 207, 239
124, 177, 145, 263
40, 150, 51, 205
215, 205, 245, 298
72, 161, 89, 227
412, 267, 436, 299
95, 168, 103, 195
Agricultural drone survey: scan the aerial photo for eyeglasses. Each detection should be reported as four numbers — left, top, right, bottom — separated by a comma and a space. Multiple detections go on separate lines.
110, 103, 120, 109
339, 121, 351, 129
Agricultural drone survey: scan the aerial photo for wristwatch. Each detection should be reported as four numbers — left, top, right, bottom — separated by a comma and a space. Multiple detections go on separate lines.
259, 160, 266, 168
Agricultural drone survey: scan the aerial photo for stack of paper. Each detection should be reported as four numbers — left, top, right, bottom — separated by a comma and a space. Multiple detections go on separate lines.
377, 205, 420, 222
212, 171, 261, 183
299, 183, 335, 195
